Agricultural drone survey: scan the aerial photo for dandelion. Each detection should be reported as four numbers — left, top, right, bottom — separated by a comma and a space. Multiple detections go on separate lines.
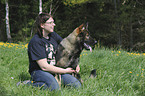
118, 51, 121, 53
137, 74, 139, 76
0, 42, 28, 49
31, 81, 33, 83
8, 45, 12, 48
142, 69, 144, 71
116, 54, 119, 56
4, 44, 8, 47
129, 71, 132, 73
25, 44, 28, 48
0, 42, 4, 45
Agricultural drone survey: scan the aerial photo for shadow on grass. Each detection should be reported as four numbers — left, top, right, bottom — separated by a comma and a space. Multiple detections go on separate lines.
18, 72, 30, 81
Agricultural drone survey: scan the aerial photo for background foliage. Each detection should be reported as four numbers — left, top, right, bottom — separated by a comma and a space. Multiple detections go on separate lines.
0, 0, 145, 51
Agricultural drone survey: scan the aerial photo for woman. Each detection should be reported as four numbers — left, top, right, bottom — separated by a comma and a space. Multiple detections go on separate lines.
27, 13, 81, 91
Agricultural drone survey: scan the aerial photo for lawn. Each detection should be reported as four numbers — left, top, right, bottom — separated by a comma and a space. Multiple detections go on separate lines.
0, 42, 145, 96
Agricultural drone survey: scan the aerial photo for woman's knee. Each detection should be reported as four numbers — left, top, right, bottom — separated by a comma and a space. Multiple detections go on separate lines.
31, 70, 59, 91
61, 74, 81, 88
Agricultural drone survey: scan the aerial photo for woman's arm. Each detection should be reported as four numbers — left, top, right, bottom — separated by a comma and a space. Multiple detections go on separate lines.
36, 58, 75, 74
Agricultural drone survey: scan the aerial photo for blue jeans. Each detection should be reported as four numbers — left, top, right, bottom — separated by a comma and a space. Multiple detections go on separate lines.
29, 70, 81, 91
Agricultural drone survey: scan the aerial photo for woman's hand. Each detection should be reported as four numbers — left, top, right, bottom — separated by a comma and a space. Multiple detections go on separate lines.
75, 65, 80, 73
37, 58, 76, 74
65, 68, 75, 73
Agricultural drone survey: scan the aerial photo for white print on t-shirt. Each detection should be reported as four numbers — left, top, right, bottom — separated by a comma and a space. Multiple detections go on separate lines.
45, 44, 56, 65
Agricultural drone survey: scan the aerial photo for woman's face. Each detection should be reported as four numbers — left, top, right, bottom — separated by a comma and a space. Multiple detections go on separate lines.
42, 17, 56, 33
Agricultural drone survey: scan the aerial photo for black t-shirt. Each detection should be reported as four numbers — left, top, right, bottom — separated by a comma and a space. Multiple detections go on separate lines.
28, 32, 62, 74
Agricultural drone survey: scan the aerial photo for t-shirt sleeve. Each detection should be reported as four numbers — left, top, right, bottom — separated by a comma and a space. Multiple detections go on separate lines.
51, 32, 63, 44
29, 40, 46, 61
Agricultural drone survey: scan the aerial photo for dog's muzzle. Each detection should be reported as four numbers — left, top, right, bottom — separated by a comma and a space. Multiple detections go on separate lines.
83, 43, 92, 52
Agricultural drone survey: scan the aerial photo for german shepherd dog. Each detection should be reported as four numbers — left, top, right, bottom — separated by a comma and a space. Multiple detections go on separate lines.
55, 23, 97, 86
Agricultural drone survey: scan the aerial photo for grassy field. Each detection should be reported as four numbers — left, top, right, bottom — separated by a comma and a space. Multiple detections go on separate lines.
0, 42, 145, 96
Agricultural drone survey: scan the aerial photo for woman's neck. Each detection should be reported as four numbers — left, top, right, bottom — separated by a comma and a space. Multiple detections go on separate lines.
42, 31, 49, 39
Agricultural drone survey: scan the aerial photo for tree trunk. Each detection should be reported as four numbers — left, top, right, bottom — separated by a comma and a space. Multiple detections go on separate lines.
114, 0, 121, 48
39, 0, 42, 14
5, 0, 12, 42
130, 14, 133, 51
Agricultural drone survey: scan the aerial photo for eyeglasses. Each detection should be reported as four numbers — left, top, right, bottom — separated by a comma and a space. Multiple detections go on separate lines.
45, 21, 55, 24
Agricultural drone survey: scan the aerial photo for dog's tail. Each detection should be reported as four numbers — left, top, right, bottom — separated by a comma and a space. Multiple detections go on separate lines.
89, 69, 97, 78
75, 69, 97, 84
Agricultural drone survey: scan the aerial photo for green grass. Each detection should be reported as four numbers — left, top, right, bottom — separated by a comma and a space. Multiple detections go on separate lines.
0, 42, 145, 96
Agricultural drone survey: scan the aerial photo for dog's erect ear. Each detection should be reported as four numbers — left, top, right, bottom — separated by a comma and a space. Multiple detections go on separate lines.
78, 22, 88, 30
78, 24, 84, 30
82, 22, 88, 30
76, 24, 84, 35
78, 23, 87, 30
76, 23, 88, 35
